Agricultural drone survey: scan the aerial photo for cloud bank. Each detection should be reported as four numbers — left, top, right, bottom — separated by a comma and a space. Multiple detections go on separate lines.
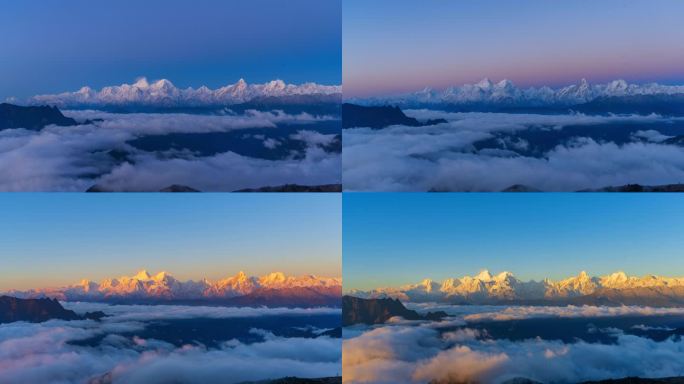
343, 111, 684, 191
343, 305, 684, 383
0, 303, 341, 384
0, 110, 340, 191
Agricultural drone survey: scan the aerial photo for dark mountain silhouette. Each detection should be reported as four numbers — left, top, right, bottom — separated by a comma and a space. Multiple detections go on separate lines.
574, 94, 684, 116
0, 103, 78, 130
227, 287, 342, 308
243, 377, 342, 384
235, 184, 342, 192
343, 295, 446, 326
159, 185, 200, 192
582, 377, 684, 384
86, 184, 201, 192
498, 378, 684, 384
581, 184, 684, 192
0, 296, 105, 323
342, 103, 447, 129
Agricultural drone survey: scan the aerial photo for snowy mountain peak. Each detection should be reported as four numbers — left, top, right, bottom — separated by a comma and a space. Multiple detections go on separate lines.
475, 269, 493, 281
496, 79, 514, 89
352, 78, 684, 107
133, 77, 150, 89
352, 270, 684, 304
133, 270, 152, 280
476, 78, 493, 89
6, 270, 342, 303
27, 77, 341, 107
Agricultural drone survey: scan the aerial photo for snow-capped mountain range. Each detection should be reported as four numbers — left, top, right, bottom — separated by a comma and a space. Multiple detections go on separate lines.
349, 270, 684, 305
7, 270, 342, 306
26, 78, 342, 108
351, 78, 684, 108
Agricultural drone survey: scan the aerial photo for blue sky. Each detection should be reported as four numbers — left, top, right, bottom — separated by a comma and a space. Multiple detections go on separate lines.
344, 193, 684, 291
344, 0, 684, 97
0, 0, 341, 99
0, 194, 341, 291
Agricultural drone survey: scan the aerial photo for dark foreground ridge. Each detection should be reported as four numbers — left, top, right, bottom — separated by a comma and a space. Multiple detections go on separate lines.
491, 184, 684, 193
582, 377, 684, 384
497, 377, 684, 384
240, 377, 342, 384
0, 103, 79, 130
343, 295, 446, 326
235, 184, 342, 192
86, 184, 342, 192
342, 103, 446, 129
580, 184, 684, 192
0, 296, 105, 323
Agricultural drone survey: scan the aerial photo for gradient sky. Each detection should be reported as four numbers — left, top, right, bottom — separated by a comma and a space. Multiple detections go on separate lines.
0, 194, 340, 291
0, 0, 341, 100
344, 194, 684, 291
344, 0, 684, 98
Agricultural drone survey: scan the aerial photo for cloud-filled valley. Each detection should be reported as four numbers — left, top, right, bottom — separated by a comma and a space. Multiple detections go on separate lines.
0, 108, 341, 191
343, 303, 684, 383
343, 110, 684, 191
0, 302, 342, 384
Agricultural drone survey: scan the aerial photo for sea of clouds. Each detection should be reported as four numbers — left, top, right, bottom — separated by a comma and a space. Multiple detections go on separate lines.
0, 303, 341, 384
342, 111, 684, 191
0, 110, 340, 191
342, 304, 684, 383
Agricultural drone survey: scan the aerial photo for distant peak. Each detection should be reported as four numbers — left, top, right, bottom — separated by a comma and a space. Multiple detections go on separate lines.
476, 78, 493, 88
476, 269, 492, 280
153, 271, 171, 280
496, 271, 514, 280
133, 270, 151, 280
133, 77, 150, 88
152, 79, 174, 88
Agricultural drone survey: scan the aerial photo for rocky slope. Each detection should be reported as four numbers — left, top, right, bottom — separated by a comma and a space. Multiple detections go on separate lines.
0, 103, 78, 130
343, 296, 446, 325
0, 296, 104, 323
342, 103, 447, 129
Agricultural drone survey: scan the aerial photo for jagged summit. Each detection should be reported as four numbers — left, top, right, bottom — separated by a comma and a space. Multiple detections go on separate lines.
349, 270, 684, 304
27, 77, 342, 108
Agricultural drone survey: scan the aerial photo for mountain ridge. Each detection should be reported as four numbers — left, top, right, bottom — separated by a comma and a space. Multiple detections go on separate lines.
24, 78, 341, 108
6, 270, 342, 307
349, 78, 684, 110
348, 270, 684, 305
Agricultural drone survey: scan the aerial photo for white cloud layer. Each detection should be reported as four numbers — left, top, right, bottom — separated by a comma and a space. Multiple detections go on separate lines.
0, 110, 340, 191
343, 304, 684, 384
406, 303, 684, 322
343, 112, 684, 191
0, 303, 341, 384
